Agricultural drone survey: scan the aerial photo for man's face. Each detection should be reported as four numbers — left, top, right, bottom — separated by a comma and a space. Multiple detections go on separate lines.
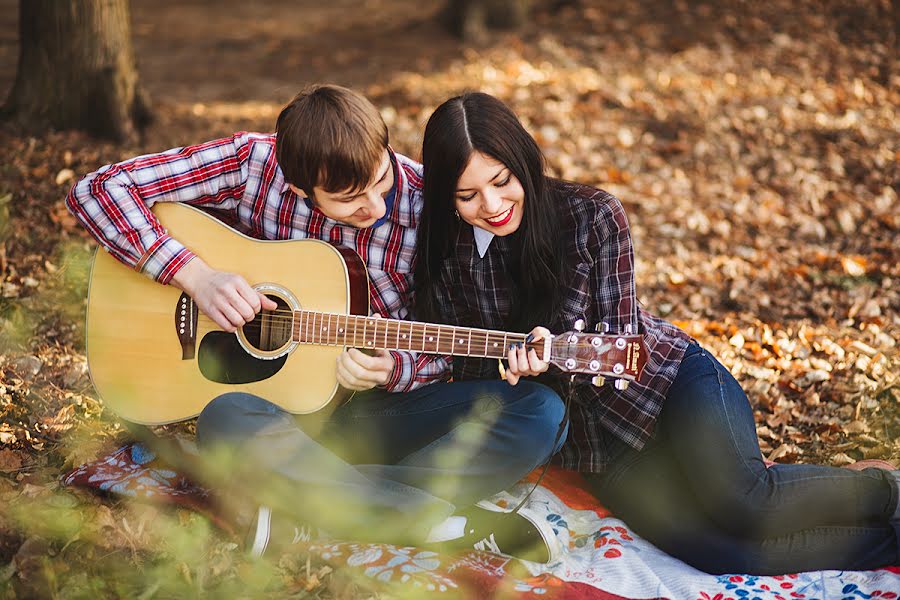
291, 149, 393, 229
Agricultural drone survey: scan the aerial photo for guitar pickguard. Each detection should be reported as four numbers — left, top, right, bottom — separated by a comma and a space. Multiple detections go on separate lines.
197, 332, 287, 384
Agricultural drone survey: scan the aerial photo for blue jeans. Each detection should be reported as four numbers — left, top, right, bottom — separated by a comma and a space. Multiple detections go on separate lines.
586, 343, 899, 574
196, 379, 567, 544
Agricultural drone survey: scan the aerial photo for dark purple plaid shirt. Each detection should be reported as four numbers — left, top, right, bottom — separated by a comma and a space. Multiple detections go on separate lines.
433, 181, 692, 472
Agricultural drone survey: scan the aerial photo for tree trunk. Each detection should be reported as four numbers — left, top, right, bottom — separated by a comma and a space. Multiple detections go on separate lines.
441, 0, 532, 41
2, 0, 151, 142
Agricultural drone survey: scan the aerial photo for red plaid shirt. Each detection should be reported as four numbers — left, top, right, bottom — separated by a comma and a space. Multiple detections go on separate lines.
433, 182, 692, 472
66, 132, 450, 393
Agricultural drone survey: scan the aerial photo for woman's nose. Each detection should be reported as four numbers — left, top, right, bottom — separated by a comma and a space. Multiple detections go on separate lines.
481, 188, 503, 214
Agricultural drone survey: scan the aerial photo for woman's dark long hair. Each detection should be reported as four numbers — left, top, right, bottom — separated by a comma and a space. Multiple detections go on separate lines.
415, 92, 564, 331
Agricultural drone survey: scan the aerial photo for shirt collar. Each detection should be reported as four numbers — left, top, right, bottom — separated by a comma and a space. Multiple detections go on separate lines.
386, 149, 417, 228
473, 225, 495, 258
369, 149, 399, 228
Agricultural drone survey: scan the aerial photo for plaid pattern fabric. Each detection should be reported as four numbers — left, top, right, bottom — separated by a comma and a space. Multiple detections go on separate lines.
66, 132, 450, 393
434, 182, 691, 472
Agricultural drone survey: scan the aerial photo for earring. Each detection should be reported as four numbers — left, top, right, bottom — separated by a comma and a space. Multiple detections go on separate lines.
454, 210, 460, 220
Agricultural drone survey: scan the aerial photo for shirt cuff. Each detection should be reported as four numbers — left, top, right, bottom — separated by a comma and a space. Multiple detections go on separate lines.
381, 350, 413, 392
136, 234, 197, 284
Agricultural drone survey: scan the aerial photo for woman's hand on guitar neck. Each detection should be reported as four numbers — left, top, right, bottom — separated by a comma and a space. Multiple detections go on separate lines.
171, 257, 277, 332
505, 326, 551, 386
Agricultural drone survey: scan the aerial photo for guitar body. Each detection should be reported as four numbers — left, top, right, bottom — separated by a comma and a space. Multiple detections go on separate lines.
85, 203, 368, 425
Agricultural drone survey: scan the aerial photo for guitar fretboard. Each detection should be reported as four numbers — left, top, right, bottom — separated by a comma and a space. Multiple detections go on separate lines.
292, 310, 527, 358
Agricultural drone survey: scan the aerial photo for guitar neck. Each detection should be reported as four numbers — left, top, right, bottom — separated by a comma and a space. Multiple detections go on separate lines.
292, 310, 528, 359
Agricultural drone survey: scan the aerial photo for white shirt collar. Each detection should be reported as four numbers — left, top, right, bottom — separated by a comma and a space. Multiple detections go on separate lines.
473, 226, 495, 258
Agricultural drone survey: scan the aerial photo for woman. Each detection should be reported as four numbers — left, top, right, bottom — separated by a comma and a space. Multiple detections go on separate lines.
414, 91, 900, 574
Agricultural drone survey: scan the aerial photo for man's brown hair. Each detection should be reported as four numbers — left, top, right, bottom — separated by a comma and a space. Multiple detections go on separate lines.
275, 84, 389, 197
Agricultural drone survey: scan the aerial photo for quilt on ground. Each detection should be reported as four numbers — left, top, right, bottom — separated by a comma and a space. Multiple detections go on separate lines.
62, 443, 900, 599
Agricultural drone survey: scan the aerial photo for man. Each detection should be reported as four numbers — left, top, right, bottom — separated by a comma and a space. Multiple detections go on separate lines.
66, 84, 567, 563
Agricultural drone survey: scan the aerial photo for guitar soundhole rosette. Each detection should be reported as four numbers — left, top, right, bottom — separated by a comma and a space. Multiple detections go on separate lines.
236, 283, 300, 360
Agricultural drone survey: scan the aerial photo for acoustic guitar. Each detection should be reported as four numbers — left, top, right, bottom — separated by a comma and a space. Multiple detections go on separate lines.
85, 203, 647, 425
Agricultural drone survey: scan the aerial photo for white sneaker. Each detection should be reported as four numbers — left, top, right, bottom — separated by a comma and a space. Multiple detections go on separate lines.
247, 505, 316, 558
435, 502, 561, 564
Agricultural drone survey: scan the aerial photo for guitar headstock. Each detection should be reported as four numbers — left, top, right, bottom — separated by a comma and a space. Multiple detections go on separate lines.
547, 332, 646, 383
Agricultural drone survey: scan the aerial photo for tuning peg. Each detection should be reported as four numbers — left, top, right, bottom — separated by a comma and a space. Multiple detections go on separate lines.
614, 379, 630, 391
624, 323, 634, 334
591, 375, 605, 387
574, 318, 585, 332
595, 321, 610, 333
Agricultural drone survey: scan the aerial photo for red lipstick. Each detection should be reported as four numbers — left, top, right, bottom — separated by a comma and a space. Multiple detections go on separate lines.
484, 206, 513, 227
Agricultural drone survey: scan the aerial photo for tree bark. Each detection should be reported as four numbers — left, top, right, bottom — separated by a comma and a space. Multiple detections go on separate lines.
441, 0, 532, 41
2, 0, 151, 142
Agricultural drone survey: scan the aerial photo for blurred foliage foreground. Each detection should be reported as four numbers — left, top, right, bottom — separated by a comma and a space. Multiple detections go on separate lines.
0, 0, 897, 597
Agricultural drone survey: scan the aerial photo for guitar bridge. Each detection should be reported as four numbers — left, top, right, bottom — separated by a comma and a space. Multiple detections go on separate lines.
175, 292, 199, 360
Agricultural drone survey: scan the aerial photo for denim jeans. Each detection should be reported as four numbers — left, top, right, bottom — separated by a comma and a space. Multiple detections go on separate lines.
196, 379, 567, 544
586, 343, 899, 574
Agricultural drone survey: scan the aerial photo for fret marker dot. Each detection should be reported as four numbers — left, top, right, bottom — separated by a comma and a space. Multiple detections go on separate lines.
458, 339, 463, 344
338, 328, 343, 333
428, 336, 434, 341
402, 334, 407, 339
493, 343, 498, 347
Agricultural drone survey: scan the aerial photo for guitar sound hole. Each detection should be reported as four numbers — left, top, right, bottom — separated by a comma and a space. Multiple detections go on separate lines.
242, 294, 292, 352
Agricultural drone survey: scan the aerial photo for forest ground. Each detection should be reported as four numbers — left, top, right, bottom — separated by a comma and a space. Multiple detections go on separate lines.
0, 0, 897, 597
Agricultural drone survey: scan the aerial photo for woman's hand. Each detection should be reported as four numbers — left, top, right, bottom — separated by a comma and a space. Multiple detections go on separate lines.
505, 326, 551, 386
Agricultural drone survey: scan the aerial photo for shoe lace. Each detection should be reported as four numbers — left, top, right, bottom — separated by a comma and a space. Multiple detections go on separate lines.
291, 525, 313, 544
472, 533, 502, 555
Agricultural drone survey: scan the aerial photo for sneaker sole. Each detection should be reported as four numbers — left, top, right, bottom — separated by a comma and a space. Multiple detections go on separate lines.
475, 500, 562, 564
249, 505, 272, 558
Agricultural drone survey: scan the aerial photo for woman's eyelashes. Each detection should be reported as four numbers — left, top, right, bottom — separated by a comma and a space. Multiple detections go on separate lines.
455, 174, 512, 202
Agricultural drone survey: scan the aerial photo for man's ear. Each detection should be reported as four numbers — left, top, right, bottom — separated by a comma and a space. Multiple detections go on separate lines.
289, 184, 314, 202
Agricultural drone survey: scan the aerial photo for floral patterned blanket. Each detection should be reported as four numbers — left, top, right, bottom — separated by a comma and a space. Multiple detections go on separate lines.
62, 443, 900, 599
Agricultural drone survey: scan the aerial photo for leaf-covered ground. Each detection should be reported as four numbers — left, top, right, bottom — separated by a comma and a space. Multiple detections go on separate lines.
0, 0, 897, 597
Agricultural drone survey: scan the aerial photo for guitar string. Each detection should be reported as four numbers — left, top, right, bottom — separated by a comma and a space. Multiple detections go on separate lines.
192, 317, 618, 347
196, 314, 528, 338
193, 322, 568, 348
194, 313, 626, 342
187, 322, 624, 363
195, 310, 635, 340
195, 307, 633, 335
191, 317, 625, 354
171, 308, 633, 344
195, 320, 535, 350
183, 323, 630, 373
194, 313, 535, 338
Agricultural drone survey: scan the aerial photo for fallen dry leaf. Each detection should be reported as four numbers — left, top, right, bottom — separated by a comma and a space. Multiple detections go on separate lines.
0, 449, 24, 472
0, 1, 896, 596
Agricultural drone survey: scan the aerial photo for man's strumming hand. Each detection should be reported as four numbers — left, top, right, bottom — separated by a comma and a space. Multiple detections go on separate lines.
171, 257, 277, 332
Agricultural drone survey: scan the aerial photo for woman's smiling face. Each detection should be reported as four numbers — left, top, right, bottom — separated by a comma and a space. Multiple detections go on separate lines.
454, 151, 525, 236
